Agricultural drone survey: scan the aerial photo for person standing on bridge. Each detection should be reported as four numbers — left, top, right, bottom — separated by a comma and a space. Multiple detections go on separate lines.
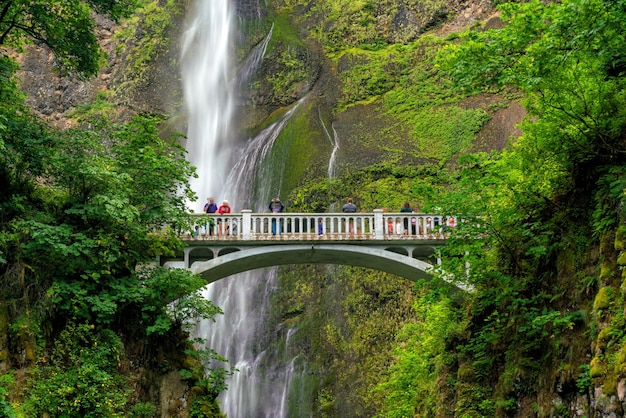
217, 200, 231, 236
204, 197, 218, 235
269, 198, 285, 235
342, 198, 357, 234
400, 202, 413, 235
342, 197, 357, 213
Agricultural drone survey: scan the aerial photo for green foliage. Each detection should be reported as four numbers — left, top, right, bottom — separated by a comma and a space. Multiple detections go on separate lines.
333, 35, 490, 165
265, 12, 309, 103
337, 36, 460, 111
138, 267, 223, 336
266, 47, 309, 102
289, 161, 456, 212
427, 0, 626, 405
113, 0, 183, 84
181, 338, 235, 400
592, 166, 626, 236
0, 2, 230, 414
23, 323, 131, 417
439, 0, 626, 183
86, 0, 141, 23
0, 373, 17, 418
11, 115, 196, 326
374, 288, 463, 417
71, 90, 117, 120
129, 402, 157, 418
336, 47, 397, 105
305, 0, 447, 53
0, 57, 53, 221
576, 364, 592, 393
411, 106, 490, 164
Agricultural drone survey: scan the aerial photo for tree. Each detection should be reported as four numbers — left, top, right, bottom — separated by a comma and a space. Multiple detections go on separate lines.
14, 114, 199, 327
438, 0, 626, 181
0, 0, 139, 77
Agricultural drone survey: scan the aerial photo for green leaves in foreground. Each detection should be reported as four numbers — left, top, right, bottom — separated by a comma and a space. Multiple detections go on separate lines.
23, 323, 130, 417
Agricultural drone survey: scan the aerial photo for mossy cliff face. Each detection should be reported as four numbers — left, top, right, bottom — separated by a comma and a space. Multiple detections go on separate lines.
237, 0, 519, 192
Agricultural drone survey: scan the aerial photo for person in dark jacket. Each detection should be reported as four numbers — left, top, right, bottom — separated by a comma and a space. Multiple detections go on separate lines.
341, 198, 357, 213
400, 201, 413, 235
269, 198, 285, 235
342, 198, 357, 234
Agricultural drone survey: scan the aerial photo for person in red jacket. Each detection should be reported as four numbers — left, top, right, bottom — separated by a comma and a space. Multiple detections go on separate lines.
217, 200, 231, 235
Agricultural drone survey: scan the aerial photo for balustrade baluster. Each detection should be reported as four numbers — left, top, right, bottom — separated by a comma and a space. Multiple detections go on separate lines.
184, 212, 453, 241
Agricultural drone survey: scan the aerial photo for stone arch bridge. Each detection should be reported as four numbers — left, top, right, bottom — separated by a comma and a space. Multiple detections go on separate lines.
159, 210, 464, 287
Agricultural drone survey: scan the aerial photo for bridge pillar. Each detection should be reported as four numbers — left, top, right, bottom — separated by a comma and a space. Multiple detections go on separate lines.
183, 247, 191, 269
242, 210, 252, 239
374, 209, 384, 239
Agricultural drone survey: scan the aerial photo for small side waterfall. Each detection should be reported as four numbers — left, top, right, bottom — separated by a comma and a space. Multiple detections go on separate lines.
318, 106, 340, 179
226, 100, 303, 204
237, 24, 274, 91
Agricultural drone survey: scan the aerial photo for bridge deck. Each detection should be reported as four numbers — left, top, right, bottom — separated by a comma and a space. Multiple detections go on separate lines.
184, 209, 454, 242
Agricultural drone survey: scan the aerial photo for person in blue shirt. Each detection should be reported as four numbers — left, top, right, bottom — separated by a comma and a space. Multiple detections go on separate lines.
204, 197, 218, 235
269, 198, 285, 235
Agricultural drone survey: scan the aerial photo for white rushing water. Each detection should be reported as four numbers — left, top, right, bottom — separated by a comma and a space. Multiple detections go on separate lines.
181, 0, 234, 212
318, 106, 340, 179
181, 1, 303, 416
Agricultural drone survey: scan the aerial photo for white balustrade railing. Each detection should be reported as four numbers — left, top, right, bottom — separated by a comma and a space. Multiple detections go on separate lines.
185, 209, 455, 241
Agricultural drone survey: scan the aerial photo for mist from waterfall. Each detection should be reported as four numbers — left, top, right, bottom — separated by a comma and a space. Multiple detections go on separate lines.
181, 1, 305, 416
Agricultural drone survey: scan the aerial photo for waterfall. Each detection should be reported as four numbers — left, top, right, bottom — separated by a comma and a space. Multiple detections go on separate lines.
194, 103, 303, 417
318, 106, 340, 179
237, 24, 273, 92
181, 1, 303, 416
181, 0, 234, 212
226, 100, 303, 206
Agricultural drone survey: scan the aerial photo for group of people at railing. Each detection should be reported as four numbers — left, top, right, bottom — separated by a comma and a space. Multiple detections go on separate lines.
192, 196, 455, 239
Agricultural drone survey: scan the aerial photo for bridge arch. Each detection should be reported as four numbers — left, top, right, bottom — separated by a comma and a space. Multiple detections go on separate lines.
189, 244, 436, 284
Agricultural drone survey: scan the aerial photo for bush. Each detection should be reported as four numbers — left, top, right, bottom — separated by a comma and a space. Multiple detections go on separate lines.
23, 323, 131, 417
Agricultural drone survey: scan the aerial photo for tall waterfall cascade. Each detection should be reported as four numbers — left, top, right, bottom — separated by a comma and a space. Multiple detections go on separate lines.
181, 0, 234, 212
181, 1, 306, 416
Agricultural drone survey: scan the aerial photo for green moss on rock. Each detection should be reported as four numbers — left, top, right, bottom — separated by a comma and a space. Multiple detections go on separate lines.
615, 224, 626, 251
600, 263, 616, 283
594, 286, 615, 312
590, 356, 605, 378
457, 363, 475, 382
615, 346, 626, 375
